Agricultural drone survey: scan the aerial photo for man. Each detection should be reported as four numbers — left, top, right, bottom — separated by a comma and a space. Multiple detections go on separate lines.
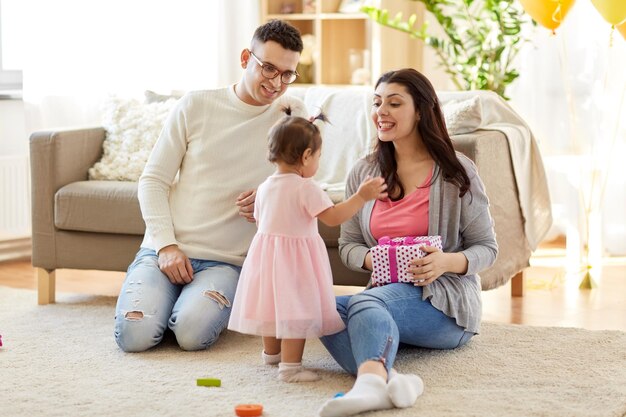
114, 20, 306, 352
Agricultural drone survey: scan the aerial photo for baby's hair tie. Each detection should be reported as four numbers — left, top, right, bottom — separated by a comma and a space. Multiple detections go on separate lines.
311, 112, 330, 124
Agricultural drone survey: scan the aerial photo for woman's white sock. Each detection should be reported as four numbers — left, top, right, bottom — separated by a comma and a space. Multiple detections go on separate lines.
262, 350, 281, 365
318, 373, 393, 417
278, 362, 320, 382
387, 371, 424, 408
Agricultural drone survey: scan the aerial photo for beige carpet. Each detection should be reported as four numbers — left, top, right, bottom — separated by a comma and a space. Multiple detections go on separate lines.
1, 286, 625, 417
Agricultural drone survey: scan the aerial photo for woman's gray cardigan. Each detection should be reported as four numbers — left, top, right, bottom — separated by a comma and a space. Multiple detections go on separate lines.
339, 153, 498, 333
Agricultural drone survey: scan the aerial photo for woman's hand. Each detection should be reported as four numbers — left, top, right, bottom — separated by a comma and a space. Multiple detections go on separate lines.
408, 246, 469, 286
407, 246, 446, 285
362, 251, 373, 271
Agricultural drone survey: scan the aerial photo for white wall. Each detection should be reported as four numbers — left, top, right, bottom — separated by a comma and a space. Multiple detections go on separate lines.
0, 99, 26, 156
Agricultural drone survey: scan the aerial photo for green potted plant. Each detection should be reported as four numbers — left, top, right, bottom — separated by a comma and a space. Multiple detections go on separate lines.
362, 0, 529, 99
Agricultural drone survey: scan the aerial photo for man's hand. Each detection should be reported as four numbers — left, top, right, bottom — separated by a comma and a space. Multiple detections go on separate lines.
236, 189, 256, 223
158, 245, 194, 285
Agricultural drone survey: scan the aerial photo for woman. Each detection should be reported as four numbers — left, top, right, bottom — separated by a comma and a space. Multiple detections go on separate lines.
318, 68, 498, 417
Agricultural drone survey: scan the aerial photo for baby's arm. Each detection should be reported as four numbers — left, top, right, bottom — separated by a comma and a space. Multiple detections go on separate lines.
317, 176, 387, 227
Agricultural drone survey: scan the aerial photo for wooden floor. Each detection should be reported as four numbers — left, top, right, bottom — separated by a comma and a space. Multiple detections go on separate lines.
1, 240, 624, 332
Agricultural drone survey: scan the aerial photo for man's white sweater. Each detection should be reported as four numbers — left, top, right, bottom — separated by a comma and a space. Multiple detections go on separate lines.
138, 85, 306, 266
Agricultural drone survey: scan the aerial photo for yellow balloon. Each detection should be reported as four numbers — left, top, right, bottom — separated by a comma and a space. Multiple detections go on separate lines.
519, 0, 576, 31
618, 21, 626, 40
590, 0, 626, 26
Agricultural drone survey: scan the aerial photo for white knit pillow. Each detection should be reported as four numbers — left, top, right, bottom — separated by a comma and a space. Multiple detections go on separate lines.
441, 95, 483, 135
88, 96, 177, 181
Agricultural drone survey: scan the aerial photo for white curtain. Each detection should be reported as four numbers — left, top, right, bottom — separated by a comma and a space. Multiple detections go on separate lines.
509, 1, 626, 256
0, 0, 258, 241
10, 0, 258, 132
216, 0, 260, 86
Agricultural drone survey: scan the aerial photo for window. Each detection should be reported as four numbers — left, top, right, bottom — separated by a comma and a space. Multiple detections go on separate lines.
0, 0, 22, 97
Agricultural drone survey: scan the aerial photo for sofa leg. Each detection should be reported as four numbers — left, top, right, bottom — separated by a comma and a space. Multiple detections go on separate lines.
36, 268, 56, 305
511, 270, 524, 297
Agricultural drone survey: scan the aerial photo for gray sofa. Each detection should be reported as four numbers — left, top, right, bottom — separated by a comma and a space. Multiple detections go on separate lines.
30, 88, 539, 304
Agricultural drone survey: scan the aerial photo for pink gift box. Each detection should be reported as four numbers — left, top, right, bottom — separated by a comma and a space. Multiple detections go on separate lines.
371, 235, 443, 287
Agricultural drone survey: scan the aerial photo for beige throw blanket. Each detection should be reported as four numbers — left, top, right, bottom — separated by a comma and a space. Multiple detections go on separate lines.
439, 90, 553, 249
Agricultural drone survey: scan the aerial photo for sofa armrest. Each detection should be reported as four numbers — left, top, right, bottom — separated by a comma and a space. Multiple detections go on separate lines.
30, 127, 106, 269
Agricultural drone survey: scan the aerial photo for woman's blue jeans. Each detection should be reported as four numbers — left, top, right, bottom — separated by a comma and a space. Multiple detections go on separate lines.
320, 283, 475, 376
114, 248, 241, 352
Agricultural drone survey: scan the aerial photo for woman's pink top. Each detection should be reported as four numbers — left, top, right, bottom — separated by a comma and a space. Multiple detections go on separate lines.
370, 169, 433, 239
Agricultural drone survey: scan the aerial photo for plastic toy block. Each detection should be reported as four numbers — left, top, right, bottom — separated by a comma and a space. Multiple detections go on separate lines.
196, 378, 221, 387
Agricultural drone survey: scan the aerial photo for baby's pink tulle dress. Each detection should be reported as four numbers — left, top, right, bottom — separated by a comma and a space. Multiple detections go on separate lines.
228, 173, 345, 339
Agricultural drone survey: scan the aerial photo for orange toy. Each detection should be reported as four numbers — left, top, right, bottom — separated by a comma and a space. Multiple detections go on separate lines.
234, 404, 263, 417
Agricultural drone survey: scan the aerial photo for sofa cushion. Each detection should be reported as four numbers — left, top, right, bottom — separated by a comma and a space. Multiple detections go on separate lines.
55, 181, 145, 235
55, 181, 343, 244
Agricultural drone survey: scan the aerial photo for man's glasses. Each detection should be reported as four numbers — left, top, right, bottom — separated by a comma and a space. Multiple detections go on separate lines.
248, 50, 299, 85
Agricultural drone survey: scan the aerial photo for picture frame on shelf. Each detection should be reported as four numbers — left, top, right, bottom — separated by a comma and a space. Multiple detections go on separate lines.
302, 0, 316, 14
338, 0, 365, 13
280, 2, 296, 14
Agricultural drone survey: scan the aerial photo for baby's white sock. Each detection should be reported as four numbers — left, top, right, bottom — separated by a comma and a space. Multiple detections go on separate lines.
318, 373, 393, 417
387, 369, 424, 408
262, 350, 281, 365
278, 362, 320, 382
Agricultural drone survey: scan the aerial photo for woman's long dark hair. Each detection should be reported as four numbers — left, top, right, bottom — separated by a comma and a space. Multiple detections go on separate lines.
370, 68, 470, 200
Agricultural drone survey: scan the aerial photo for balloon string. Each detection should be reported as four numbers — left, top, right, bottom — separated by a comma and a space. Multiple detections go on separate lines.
586, 34, 612, 217
577, 30, 624, 269
558, 32, 590, 267
594, 44, 625, 215
557, 34, 582, 155
586, 37, 613, 217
